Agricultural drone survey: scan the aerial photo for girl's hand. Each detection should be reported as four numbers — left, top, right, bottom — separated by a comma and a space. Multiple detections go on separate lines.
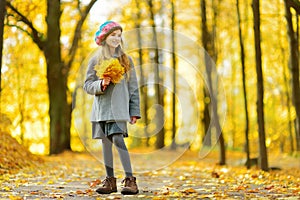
101, 77, 111, 91
130, 116, 138, 124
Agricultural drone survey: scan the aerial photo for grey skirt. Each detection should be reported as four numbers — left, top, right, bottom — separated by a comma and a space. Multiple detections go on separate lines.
92, 121, 128, 139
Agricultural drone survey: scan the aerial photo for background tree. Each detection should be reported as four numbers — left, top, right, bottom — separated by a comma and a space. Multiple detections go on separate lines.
146, 0, 165, 149
6, 0, 97, 154
0, 0, 6, 100
133, 0, 150, 147
252, 0, 268, 171
200, 0, 211, 148
278, 0, 294, 153
170, 0, 177, 150
284, 0, 300, 151
201, 0, 226, 165
236, 0, 251, 168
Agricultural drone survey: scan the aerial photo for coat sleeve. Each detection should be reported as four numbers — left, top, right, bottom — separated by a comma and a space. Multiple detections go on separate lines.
128, 57, 141, 118
83, 56, 104, 95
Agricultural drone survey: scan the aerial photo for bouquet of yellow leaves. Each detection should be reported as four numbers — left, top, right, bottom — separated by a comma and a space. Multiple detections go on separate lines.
94, 58, 125, 83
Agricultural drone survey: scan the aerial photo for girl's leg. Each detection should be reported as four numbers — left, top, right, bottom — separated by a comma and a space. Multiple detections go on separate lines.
102, 136, 114, 177
112, 134, 133, 177
112, 134, 139, 195
96, 136, 117, 194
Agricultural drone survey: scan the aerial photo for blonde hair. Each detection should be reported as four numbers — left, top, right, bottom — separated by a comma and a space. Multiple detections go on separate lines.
97, 42, 130, 80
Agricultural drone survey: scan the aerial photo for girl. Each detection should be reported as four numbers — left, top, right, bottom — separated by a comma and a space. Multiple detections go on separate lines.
83, 21, 140, 195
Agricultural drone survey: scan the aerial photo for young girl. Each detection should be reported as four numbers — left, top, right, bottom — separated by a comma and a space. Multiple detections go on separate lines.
83, 21, 140, 195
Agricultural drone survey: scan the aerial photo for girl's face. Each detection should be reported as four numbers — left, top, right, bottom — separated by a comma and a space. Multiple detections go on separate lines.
106, 29, 122, 48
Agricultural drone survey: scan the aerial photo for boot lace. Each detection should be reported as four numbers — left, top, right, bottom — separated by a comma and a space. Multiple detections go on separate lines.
122, 177, 136, 187
102, 177, 112, 187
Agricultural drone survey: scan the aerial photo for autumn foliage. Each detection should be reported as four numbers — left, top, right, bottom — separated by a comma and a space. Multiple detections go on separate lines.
0, 132, 43, 175
94, 58, 125, 83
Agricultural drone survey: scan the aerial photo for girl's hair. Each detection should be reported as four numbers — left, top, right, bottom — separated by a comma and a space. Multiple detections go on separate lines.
98, 41, 131, 80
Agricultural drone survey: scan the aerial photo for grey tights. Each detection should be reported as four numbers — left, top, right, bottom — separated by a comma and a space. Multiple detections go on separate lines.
102, 134, 133, 177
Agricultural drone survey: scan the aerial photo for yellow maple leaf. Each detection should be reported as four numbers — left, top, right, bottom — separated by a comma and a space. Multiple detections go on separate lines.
94, 58, 125, 84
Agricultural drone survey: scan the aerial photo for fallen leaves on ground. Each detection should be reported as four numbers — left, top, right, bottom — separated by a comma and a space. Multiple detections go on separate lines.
0, 149, 300, 199
0, 132, 43, 175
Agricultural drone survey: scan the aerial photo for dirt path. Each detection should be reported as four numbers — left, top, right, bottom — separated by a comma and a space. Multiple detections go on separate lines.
1, 150, 300, 199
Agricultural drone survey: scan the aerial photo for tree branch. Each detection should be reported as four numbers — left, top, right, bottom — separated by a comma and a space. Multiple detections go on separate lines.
5, 22, 33, 38
76, 0, 82, 15
66, 0, 98, 69
6, 1, 44, 50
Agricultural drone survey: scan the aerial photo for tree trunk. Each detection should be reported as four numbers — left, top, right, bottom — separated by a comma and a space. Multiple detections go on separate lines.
45, 0, 70, 154
297, 9, 300, 151
212, 0, 225, 165
170, 0, 177, 150
146, 0, 165, 149
156, 85, 165, 149
201, 0, 225, 165
134, 0, 148, 147
236, 0, 251, 169
200, 0, 211, 147
284, 0, 300, 151
202, 87, 211, 146
0, 0, 6, 100
252, 0, 268, 171
278, 0, 294, 152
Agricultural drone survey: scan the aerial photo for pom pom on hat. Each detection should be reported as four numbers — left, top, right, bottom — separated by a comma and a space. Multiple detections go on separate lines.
95, 21, 122, 46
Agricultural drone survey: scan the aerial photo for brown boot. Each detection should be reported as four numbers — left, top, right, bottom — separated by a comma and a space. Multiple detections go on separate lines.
121, 176, 139, 195
96, 177, 117, 194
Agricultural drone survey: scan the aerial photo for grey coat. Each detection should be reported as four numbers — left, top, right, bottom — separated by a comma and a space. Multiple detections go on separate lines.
83, 55, 141, 123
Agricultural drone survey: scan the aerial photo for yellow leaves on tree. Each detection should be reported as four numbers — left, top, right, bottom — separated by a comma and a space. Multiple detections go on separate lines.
94, 58, 125, 83
0, 132, 43, 175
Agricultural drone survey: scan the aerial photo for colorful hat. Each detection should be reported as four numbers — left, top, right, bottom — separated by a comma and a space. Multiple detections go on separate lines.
95, 21, 122, 46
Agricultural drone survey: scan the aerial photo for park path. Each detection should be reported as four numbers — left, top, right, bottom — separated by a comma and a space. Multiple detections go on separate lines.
1, 149, 300, 199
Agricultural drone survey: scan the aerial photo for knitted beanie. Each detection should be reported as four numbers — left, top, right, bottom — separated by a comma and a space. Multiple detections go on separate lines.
95, 21, 123, 46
